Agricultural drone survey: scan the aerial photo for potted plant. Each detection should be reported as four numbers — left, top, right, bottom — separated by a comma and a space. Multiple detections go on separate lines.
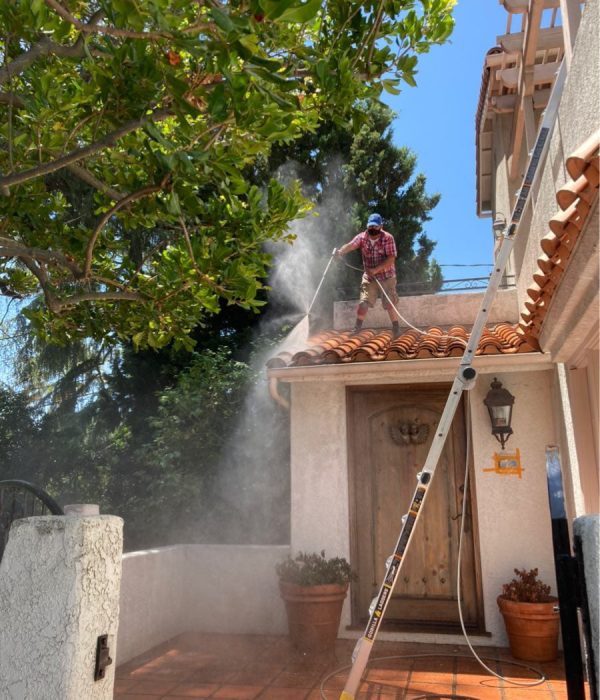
497, 568, 560, 661
276, 550, 356, 653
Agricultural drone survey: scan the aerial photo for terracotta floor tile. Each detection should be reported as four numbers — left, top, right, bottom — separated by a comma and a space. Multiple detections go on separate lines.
188, 667, 237, 684
114, 634, 589, 700
270, 671, 323, 688
403, 681, 454, 698
256, 688, 309, 699
229, 664, 282, 685
124, 679, 180, 695
454, 682, 504, 699
114, 679, 137, 693
211, 685, 263, 699
165, 682, 220, 697
504, 686, 558, 699
365, 666, 412, 684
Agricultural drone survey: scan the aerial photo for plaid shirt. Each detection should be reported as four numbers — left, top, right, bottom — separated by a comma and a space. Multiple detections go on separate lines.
350, 230, 397, 281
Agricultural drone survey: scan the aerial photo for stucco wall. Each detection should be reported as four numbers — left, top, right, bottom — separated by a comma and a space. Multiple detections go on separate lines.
290, 382, 353, 628
515, 0, 599, 316
469, 370, 558, 643
118, 544, 289, 665
0, 515, 123, 700
334, 288, 518, 330
286, 365, 557, 646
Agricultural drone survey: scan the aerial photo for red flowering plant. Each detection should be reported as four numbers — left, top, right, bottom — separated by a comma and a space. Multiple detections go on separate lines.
501, 568, 553, 603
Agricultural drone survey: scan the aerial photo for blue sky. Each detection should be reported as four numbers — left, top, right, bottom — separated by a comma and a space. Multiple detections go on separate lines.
385, 0, 507, 272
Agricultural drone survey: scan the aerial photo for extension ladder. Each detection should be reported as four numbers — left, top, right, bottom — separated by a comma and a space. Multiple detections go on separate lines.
340, 61, 567, 700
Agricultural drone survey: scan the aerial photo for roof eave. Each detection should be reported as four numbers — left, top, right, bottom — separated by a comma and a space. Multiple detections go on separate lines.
267, 352, 552, 384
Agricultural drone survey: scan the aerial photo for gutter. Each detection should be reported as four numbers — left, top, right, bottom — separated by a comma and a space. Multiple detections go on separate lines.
269, 377, 290, 410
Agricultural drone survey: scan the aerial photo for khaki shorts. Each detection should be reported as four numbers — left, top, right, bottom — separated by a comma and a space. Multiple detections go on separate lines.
359, 275, 398, 309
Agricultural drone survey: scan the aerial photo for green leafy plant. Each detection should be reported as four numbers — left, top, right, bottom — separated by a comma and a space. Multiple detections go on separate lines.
276, 550, 356, 586
501, 568, 553, 603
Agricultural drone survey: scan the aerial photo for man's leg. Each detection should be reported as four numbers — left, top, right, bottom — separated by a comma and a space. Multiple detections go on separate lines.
381, 278, 401, 337
354, 277, 376, 332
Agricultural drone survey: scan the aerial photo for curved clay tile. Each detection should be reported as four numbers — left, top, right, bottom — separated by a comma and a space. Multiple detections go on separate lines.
537, 254, 554, 275
521, 310, 532, 323
265, 353, 292, 369
557, 173, 594, 209
540, 232, 560, 257
448, 325, 469, 339
415, 346, 436, 359
291, 348, 323, 366
533, 270, 549, 288
549, 202, 580, 236
585, 161, 599, 189
351, 348, 378, 362
527, 282, 542, 301
478, 340, 502, 355
566, 129, 600, 180
321, 348, 346, 363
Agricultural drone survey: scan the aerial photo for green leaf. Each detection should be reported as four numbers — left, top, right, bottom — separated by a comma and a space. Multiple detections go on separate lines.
277, 0, 322, 23
210, 6, 235, 34
166, 192, 182, 215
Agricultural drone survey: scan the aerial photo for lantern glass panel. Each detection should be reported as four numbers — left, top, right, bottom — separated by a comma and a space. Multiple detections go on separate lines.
491, 405, 511, 428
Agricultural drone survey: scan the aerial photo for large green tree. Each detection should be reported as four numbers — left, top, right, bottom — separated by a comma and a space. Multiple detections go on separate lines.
0, 0, 454, 349
258, 102, 442, 323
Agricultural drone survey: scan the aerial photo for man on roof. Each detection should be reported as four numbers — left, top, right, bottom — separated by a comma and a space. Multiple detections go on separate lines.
336, 213, 401, 338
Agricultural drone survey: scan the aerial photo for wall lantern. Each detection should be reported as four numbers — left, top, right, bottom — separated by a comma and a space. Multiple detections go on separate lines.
492, 212, 507, 239
483, 377, 515, 449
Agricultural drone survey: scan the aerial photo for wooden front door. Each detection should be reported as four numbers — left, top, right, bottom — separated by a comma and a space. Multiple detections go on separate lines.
347, 385, 484, 631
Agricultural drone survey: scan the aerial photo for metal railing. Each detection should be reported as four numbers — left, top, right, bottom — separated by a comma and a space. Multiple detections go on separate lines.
335, 275, 517, 299
0, 480, 63, 562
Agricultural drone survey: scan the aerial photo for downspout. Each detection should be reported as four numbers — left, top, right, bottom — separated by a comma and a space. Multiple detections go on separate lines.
269, 376, 290, 411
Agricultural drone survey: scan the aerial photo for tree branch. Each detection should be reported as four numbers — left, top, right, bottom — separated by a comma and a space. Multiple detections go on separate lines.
45, 0, 212, 41
56, 290, 142, 308
0, 92, 25, 108
66, 163, 126, 201
0, 107, 172, 191
83, 180, 168, 277
0, 35, 102, 86
0, 236, 84, 278
178, 216, 226, 295
20, 258, 62, 313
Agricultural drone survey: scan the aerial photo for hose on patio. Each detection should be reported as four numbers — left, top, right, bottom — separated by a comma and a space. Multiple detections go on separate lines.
319, 652, 546, 699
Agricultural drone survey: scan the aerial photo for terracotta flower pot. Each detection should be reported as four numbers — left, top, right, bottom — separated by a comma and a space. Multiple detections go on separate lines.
279, 581, 349, 653
497, 595, 560, 661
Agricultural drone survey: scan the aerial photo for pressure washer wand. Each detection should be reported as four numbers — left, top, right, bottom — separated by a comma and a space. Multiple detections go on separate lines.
306, 248, 337, 317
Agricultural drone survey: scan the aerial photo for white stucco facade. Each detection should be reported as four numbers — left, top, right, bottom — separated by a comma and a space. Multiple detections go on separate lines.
0, 515, 123, 700
278, 350, 559, 646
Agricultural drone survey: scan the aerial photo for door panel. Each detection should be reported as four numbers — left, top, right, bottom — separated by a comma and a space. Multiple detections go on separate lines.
348, 385, 483, 630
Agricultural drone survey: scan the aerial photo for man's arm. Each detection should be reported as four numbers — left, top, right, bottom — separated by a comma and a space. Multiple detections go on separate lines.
366, 254, 396, 277
336, 235, 361, 256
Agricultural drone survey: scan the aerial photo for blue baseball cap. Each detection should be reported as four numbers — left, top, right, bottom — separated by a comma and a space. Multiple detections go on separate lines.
367, 213, 383, 228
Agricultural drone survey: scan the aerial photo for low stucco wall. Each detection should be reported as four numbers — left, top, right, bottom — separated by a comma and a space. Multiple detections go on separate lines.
0, 515, 123, 700
334, 288, 518, 330
117, 544, 289, 665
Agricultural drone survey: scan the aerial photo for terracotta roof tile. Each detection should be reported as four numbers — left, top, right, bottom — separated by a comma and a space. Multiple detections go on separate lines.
266, 322, 538, 368
519, 130, 599, 341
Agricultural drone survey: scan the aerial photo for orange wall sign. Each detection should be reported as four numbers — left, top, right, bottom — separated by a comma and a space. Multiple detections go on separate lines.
483, 448, 524, 478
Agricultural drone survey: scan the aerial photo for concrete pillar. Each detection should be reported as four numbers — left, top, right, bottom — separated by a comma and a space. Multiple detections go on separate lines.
0, 515, 123, 700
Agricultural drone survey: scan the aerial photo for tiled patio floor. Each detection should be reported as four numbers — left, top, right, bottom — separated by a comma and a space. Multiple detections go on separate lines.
115, 633, 590, 700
